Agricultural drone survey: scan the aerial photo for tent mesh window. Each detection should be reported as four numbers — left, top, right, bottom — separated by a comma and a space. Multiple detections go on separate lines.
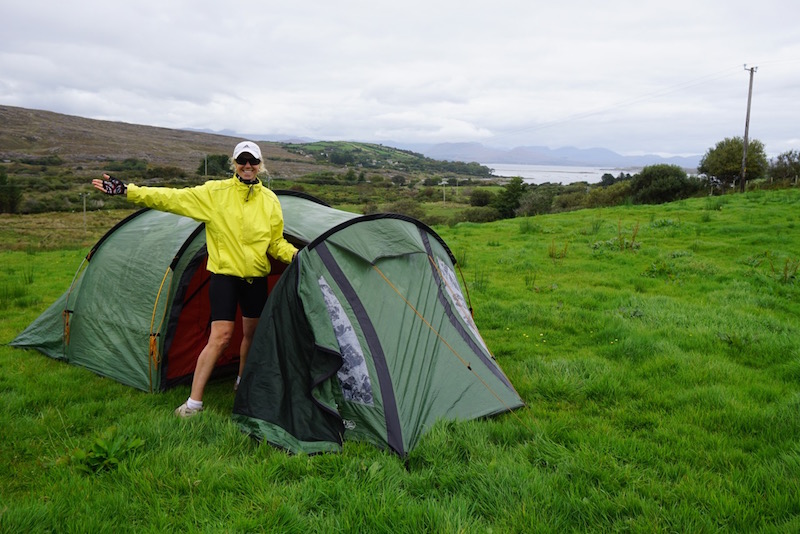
317, 275, 374, 406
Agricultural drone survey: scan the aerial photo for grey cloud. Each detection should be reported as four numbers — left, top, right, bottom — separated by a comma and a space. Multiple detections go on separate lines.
1, 0, 798, 156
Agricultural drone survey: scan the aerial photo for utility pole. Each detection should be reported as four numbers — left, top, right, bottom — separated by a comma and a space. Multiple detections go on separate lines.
81, 192, 87, 233
739, 64, 757, 193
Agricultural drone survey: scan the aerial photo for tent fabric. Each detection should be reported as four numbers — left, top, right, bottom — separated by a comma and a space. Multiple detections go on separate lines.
12, 190, 524, 455
10, 209, 229, 391
233, 208, 524, 456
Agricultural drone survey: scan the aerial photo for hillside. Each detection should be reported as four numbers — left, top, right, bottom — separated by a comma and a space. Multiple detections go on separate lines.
1, 105, 492, 181
0, 105, 323, 179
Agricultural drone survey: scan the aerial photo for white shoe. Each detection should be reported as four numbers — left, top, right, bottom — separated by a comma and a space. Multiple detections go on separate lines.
174, 402, 203, 418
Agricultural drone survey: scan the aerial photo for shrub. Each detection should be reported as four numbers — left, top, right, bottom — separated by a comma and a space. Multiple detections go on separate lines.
329, 150, 355, 165
301, 171, 339, 185
146, 166, 186, 180
630, 164, 703, 205
586, 180, 631, 208
552, 191, 587, 212
422, 214, 447, 226
382, 199, 425, 220
416, 187, 436, 201
106, 158, 148, 173
462, 206, 501, 223
470, 189, 495, 207
17, 155, 64, 166
769, 150, 800, 183
516, 187, 556, 216
0, 168, 23, 213
493, 177, 526, 218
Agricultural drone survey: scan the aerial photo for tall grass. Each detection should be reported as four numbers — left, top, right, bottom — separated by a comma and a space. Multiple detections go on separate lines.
2, 189, 800, 531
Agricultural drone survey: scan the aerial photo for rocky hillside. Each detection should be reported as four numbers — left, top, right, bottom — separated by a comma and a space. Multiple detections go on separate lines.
0, 105, 329, 179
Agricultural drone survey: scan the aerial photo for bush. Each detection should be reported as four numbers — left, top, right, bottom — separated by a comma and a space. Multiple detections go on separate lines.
769, 150, 800, 183
146, 166, 186, 180
17, 155, 64, 166
329, 150, 355, 165
382, 199, 425, 220
586, 180, 632, 208
106, 158, 148, 173
630, 164, 703, 205
416, 187, 436, 201
301, 171, 340, 185
0, 168, 22, 213
422, 214, 447, 226
462, 206, 501, 223
470, 189, 495, 207
493, 177, 526, 218
552, 191, 587, 212
517, 186, 557, 216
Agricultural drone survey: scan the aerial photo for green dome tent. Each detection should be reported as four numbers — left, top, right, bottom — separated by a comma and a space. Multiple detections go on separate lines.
12, 191, 523, 456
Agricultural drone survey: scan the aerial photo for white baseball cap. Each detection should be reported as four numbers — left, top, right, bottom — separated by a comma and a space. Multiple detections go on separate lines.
233, 141, 262, 160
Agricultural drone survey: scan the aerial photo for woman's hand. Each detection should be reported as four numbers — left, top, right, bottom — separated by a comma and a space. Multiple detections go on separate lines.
92, 174, 127, 195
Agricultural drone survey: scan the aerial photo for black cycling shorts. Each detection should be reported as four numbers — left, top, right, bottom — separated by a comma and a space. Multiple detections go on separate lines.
208, 273, 269, 321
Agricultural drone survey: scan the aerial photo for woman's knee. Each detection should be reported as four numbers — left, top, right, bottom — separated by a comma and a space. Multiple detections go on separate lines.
209, 321, 235, 349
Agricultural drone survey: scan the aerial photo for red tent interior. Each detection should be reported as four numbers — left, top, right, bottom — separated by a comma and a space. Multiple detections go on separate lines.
165, 255, 289, 384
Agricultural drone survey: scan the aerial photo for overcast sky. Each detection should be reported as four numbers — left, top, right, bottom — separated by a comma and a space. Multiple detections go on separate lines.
2, 0, 798, 157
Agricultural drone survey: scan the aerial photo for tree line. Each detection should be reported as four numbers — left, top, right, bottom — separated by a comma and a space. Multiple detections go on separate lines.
462, 138, 800, 222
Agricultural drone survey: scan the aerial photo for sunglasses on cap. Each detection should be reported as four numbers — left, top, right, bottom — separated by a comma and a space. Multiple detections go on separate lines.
235, 155, 261, 166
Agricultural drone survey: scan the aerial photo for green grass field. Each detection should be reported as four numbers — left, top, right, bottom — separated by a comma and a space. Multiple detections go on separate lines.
2, 189, 799, 532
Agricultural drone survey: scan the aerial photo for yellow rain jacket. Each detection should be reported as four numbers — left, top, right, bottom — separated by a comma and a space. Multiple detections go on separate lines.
127, 177, 297, 278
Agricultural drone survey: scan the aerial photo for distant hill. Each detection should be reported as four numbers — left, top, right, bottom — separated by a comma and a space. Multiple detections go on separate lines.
0, 105, 489, 180
0, 106, 435, 179
184, 127, 317, 145
0, 105, 326, 178
392, 142, 701, 170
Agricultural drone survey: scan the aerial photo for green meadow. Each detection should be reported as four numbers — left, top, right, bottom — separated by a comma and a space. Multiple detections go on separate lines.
1, 189, 799, 532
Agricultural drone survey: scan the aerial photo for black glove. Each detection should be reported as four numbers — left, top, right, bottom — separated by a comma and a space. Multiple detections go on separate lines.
102, 175, 127, 195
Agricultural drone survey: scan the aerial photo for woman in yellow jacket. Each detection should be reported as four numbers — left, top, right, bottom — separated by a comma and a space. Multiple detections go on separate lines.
92, 141, 298, 417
